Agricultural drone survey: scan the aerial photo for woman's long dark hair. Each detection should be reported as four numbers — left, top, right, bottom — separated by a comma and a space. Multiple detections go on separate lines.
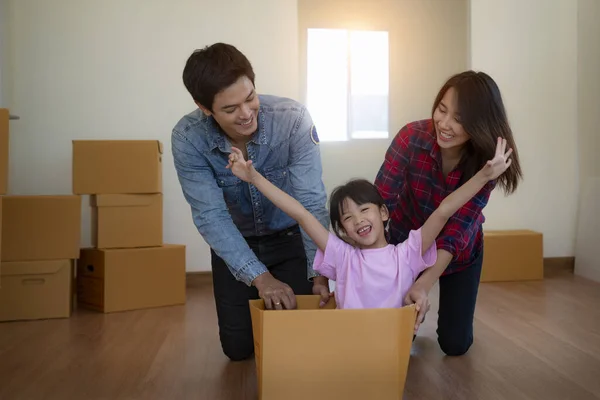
432, 71, 523, 194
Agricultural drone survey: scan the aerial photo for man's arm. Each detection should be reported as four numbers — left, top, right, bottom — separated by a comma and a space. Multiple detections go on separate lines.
171, 130, 267, 286
287, 107, 330, 281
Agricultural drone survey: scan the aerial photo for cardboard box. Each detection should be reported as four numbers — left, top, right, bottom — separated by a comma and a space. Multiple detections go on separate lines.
481, 229, 544, 282
91, 194, 162, 249
72, 140, 162, 194
0, 108, 9, 195
77, 244, 186, 313
0, 259, 73, 322
250, 296, 416, 400
1, 195, 81, 262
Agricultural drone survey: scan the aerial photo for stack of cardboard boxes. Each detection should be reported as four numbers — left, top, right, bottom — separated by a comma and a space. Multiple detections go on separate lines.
73, 140, 186, 313
0, 108, 81, 322
0, 109, 186, 321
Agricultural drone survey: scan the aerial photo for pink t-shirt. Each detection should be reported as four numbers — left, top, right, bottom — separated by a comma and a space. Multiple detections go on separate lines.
313, 228, 437, 309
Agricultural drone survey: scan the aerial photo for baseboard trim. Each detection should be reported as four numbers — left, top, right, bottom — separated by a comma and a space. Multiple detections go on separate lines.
185, 271, 213, 286
544, 257, 575, 275
184, 257, 576, 281
186, 271, 212, 276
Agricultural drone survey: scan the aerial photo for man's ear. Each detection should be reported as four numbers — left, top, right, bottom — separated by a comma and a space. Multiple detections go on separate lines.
195, 101, 212, 117
380, 204, 390, 222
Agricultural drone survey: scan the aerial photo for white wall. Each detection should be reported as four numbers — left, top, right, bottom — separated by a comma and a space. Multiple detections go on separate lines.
574, 0, 600, 282
5, 0, 299, 271
0, 0, 9, 107
470, 0, 579, 258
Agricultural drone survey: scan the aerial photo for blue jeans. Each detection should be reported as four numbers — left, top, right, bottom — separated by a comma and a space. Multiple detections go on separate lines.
210, 225, 313, 361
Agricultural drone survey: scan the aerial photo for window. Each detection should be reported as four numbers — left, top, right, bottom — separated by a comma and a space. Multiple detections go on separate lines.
306, 29, 389, 142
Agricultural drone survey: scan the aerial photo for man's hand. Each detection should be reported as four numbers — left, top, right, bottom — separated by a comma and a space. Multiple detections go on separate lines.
252, 272, 297, 310
403, 283, 430, 334
312, 276, 332, 307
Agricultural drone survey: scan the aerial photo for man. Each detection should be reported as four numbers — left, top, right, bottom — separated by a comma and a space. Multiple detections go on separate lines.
171, 43, 331, 361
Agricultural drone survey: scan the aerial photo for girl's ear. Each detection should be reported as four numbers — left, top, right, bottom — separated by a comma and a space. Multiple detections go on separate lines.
380, 204, 390, 222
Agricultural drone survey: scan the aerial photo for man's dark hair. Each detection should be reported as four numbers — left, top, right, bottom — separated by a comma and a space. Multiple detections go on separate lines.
182, 43, 255, 112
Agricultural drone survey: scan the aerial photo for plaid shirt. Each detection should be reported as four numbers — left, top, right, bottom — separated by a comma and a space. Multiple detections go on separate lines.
374, 119, 495, 275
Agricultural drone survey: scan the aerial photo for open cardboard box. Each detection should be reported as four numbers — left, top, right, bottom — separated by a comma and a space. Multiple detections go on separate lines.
250, 295, 416, 400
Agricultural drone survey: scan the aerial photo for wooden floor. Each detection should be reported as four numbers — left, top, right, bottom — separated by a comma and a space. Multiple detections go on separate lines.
1, 269, 599, 400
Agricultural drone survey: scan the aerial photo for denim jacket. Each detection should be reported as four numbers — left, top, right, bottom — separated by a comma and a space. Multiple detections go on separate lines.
171, 94, 329, 286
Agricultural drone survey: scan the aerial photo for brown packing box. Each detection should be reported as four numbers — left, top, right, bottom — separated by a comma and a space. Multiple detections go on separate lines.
250, 296, 416, 400
0, 108, 9, 195
72, 140, 162, 194
91, 194, 162, 249
481, 229, 544, 282
77, 245, 186, 313
1, 195, 81, 262
0, 259, 73, 322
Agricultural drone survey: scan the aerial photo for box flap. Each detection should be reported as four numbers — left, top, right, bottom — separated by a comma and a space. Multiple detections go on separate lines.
91, 194, 159, 207
1, 259, 72, 276
249, 296, 337, 311
157, 141, 163, 154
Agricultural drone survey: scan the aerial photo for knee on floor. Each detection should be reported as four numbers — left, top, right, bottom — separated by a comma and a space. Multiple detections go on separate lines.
224, 347, 254, 362
222, 341, 255, 361
438, 336, 473, 356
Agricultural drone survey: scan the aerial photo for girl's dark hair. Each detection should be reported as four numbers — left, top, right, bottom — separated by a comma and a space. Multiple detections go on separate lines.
182, 43, 256, 112
432, 70, 523, 194
329, 179, 386, 239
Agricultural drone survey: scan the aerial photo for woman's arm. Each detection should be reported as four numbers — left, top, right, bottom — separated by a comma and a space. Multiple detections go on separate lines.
420, 137, 513, 254
227, 147, 330, 252
417, 249, 452, 290
420, 172, 490, 254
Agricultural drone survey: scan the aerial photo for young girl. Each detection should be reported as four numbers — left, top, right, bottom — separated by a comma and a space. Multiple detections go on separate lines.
226, 138, 512, 316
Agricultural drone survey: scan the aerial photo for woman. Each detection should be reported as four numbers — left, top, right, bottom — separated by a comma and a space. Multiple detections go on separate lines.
374, 70, 523, 356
